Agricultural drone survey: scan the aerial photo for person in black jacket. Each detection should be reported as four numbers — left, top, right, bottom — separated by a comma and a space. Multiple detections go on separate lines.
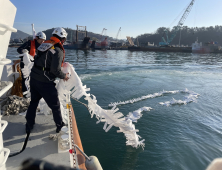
25, 27, 69, 133
17, 32, 46, 97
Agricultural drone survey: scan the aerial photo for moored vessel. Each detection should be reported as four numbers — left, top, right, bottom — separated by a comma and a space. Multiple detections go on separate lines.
192, 38, 222, 53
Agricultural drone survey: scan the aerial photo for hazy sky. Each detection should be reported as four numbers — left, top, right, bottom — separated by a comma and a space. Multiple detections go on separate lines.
11, 0, 222, 39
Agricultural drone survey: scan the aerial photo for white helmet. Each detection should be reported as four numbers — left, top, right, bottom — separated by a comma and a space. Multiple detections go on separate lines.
52, 27, 68, 38
36, 32, 46, 40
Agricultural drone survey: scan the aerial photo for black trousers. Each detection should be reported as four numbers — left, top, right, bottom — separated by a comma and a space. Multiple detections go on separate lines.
20, 59, 28, 94
25, 77, 63, 127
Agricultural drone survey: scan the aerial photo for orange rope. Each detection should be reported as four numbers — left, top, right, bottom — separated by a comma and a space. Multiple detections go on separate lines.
11, 65, 23, 97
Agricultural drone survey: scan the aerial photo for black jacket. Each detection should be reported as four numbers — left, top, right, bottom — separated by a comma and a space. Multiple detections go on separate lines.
17, 39, 40, 55
30, 43, 66, 82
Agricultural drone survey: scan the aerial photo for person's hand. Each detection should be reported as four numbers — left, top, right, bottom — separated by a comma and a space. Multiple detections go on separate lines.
63, 73, 69, 81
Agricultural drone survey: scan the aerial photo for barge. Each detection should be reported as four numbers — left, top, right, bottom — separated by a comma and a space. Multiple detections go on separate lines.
128, 46, 192, 53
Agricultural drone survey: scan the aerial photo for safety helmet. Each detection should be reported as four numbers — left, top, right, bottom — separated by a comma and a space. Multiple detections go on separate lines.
36, 32, 46, 40
52, 27, 68, 39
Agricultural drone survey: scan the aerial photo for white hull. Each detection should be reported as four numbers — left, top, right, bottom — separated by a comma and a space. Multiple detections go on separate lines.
0, 1, 17, 169
0, 0, 17, 60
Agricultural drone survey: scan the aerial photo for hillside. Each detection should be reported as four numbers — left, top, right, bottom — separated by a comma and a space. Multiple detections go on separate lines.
11, 30, 30, 39
43, 28, 115, 42
10, 28, 116, 42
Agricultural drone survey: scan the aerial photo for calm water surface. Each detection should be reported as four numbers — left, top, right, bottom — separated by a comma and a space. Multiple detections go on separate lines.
7, 47, 222, 170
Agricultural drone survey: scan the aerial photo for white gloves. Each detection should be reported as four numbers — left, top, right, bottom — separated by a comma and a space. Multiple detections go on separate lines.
23, 53, 32, 66
22, 49, 29, 53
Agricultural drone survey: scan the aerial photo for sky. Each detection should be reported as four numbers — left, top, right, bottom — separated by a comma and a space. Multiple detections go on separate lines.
10, 0, 222, 39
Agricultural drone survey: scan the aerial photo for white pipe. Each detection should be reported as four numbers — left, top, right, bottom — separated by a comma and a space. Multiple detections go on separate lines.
0, 121, 7, 133
0, 148, 10, 168
0, 23, 17, 33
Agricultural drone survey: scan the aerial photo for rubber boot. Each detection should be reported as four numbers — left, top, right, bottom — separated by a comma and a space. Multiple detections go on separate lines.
56, 122, 65, 133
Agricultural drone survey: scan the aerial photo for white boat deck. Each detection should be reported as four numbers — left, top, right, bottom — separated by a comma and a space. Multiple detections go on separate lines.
2, 114, 70, 170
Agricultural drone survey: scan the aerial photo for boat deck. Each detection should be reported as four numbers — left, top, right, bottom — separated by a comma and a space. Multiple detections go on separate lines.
2, 114, 70, 170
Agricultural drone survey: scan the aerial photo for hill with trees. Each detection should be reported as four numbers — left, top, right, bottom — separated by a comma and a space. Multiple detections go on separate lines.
134, 25, 222, 47
11, 30, 30, 39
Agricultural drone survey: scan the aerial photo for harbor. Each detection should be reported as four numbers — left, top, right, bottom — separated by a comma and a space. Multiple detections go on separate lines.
2, 0, 222, 170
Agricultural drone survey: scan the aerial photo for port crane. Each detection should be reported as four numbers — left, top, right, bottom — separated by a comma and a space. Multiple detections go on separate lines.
100, 28, 107, 41
116, 27, 121, 41
159, 0, 195, 46
126, 36, 134, 46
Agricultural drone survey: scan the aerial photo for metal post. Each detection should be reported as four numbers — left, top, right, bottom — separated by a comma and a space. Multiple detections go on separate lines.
76, 25, 78, 43
73, 144, 90, 161
70, 31, 72, 43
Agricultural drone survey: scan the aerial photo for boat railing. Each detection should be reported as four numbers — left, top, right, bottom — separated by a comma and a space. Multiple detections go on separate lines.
0, 81, 13, 169
0, 81, 13, 98
0, 115, 10, 169
14, 63, 20, 73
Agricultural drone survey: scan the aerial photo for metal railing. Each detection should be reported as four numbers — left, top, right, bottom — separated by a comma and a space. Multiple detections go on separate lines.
0, 117, 10, 168
0, 81, 13, 169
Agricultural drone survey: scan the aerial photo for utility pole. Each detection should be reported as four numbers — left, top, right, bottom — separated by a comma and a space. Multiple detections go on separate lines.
76, 25, 78, 43
71, 31, 72, 43
179, 29, 181, 46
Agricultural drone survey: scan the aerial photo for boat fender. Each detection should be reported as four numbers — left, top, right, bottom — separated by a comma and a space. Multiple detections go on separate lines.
85, 156, 103, 170
206, 158, 222, 170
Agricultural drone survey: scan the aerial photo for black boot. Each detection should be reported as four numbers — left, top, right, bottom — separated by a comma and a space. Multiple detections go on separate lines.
56, 122, 65, 133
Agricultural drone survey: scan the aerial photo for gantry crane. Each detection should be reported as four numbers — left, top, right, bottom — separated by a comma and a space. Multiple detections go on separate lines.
159, 0, 195, 46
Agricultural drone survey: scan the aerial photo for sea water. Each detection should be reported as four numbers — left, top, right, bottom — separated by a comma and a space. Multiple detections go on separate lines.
7, 48, 222, 170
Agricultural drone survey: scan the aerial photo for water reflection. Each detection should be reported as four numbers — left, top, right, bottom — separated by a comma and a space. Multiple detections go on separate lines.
119, 147, 143, 170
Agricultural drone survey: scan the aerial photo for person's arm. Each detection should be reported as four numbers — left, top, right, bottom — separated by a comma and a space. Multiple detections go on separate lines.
17, 41, 31, 54
50, 47, 66, 79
